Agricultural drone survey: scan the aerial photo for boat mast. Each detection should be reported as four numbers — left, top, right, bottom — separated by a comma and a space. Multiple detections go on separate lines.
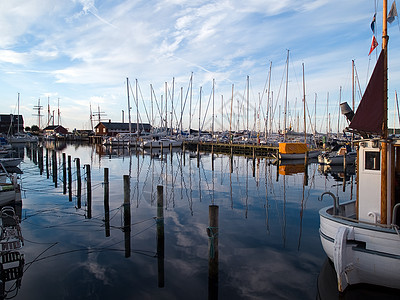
266, 62, 272, 140
381, 0, 389, 224
284, 50, 289, 142
229, 84, 234, 143
198, 87, 202, 140
127, 78, 131, 135
136, 78, 139, 139
17, 93, 20, 134
302, 63, 306, 144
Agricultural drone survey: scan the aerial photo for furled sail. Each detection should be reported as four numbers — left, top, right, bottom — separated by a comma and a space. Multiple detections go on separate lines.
348, 50, 384, 136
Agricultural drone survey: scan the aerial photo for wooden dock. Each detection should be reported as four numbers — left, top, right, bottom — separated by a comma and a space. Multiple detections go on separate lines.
184, 141, 278, 158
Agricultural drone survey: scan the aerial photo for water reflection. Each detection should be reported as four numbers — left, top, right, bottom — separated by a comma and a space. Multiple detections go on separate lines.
14, 142, 365, 299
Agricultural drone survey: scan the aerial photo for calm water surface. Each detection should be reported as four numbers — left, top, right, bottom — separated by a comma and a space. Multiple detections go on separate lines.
11, 142, 358, 299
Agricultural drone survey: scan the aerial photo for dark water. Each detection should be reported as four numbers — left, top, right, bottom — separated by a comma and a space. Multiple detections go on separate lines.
6, 143, 362, 299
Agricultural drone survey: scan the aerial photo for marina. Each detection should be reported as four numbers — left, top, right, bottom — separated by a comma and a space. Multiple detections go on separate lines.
0, 141, 395, 299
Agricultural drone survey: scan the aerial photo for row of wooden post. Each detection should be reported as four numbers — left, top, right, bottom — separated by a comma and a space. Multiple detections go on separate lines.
30, 144, 219, 294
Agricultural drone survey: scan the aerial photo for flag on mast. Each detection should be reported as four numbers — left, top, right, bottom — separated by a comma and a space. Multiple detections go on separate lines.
371, 13, 376, 33
388, 1, 398, 24
369, 36, 378, 55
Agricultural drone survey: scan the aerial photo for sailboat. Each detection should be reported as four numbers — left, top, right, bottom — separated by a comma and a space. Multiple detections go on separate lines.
319, 1, 400, 292
278, 57, 320, 160
8, 93, 38, 144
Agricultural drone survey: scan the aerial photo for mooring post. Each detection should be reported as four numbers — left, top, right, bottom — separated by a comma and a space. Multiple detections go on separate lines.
86, 164, 92, 219
52, 151, 57, 188
32, 143, 37, 165
38, 146, 43, 175
253, 147, 256, 178
68, 155, 72, 201
182, 143, 186, 166
62, 153, 67, 194
123, 175, 131, 258
304, 153, 309, 187
46, 148, 49, 179
157, 185, 165, 288
104, 168, 110, 237
211, 144, 214, 171
197, 143, 200, 168
76, 158, 81, 208
208, 205, 219, 300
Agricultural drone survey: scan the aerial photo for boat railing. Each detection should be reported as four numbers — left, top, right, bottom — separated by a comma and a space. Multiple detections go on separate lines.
392, 203, 400, 229
319, 191, 339, 215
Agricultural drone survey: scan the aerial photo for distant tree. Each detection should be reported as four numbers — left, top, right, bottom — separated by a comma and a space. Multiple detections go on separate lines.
25, 126, 31, 132
31, 125, 40, 132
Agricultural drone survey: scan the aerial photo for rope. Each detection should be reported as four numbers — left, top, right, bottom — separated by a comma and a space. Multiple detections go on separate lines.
207, 226, 218, 258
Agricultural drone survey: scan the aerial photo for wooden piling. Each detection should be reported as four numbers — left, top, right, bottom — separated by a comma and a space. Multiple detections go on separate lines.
157, 185, 165, 288
208, 205, 219, 300
38, 146, 43, 175
123, 175, 131, 257
211, 145, 214, 171
52, 151, 57, 188
62, 153, 67, 194
68, 155, 72, 201
46, 148, 49, 179
86, 164, 92, 219
76, 158, 82, 208
104, 168, 110, 237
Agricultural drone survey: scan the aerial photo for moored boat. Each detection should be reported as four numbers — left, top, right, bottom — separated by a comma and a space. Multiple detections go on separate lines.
319, 4, 400, 292
277, 142, 320, 160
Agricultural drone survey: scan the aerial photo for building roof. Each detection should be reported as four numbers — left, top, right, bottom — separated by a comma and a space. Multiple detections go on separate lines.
95, 122, 152, 131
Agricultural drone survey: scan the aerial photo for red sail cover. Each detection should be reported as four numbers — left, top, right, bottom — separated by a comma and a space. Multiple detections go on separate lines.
349, 50, 384, 135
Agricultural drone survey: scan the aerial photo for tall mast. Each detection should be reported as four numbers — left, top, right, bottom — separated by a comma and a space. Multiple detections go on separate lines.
127, 78, 131, 134
165, 82, 168, 134
246, 75, 249, 135
136, 78, 139, 138
381, 0, 388, 224
17, 93, 20, 134
302, 63, 306, 144
212, 79, 215, 138
221, 95, 224, 133
189, 73, 193, 133
352, 60, 355, 111
284, 50, 289, 141
229, 84, 234, 143
198, 87, 202, 139
265, 62, 272, 140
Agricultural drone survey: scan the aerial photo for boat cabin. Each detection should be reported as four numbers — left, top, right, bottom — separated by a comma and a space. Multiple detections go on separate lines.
357, 138, 400, 226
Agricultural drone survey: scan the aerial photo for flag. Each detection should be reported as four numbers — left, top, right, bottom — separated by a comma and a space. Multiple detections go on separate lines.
371, 13, 376, 33
388, 1, 398, 24
368, 36, 378, 55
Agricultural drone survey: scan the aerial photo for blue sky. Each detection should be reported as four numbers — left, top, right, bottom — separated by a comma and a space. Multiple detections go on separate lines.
1, 0, 399, 133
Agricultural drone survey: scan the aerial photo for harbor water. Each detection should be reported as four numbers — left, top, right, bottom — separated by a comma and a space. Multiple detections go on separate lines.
4, 142, 376, 299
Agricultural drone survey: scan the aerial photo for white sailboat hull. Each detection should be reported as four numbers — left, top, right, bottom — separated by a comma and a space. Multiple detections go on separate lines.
318, 151, 357, 165
141, 139, 182, 148
319, 201, 400, 291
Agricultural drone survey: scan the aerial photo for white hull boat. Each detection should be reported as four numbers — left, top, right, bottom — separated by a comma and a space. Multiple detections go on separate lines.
318, 148, 357, 165
141, 139, 182, 148
319, 199, 400, 291
319, 21, 400, 293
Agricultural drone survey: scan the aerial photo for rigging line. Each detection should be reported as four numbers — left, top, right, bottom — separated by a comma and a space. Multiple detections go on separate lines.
177, 74, 193, 130
200, 86, 213, 131
151, 85, 162, 127
137, 81, 151, 124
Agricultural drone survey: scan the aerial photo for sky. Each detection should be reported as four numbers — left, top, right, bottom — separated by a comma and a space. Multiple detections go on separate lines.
1, 0, 400, 134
